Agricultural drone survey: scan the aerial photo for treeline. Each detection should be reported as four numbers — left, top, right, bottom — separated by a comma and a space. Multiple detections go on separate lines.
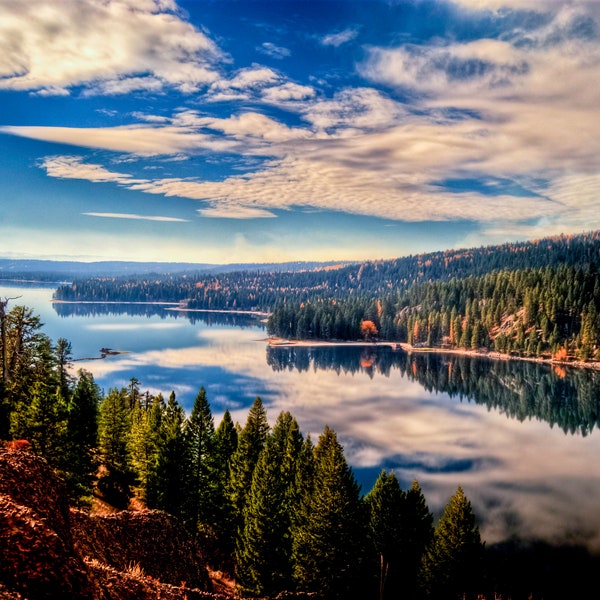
52, 231, 600, 361
54, 231, 600, 309
267, 263, 600, 361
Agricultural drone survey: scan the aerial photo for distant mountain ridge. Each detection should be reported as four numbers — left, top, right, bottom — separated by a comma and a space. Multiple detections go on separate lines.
0, 258, 350, 281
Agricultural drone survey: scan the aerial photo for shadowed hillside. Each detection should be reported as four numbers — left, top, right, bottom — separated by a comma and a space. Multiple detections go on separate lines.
0, 444, 235, 600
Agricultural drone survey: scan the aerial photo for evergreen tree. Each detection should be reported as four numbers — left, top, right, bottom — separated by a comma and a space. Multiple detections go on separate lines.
213, 408, 239, 569
290, 432, 315, 578
152, 391, 189, 519
228, 397, 269, 534
293, 425, 368, 599
64, 369, 101, 504
402, 479, 434, 599
365, 470, 406, 600
128, 395, 160, 503
184, 386, 218, 535
420, 486, 485, 600
144, 393, 166, 506
236, 411, 302, 597
10, 380, 68, 470
55, 337, 73, 399
97, 388, 133, 509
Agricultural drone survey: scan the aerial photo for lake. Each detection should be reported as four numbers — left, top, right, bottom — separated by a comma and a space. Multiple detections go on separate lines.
3, 281, 600, 555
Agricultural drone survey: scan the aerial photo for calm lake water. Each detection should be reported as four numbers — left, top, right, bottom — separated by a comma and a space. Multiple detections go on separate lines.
4, 281, 600, 554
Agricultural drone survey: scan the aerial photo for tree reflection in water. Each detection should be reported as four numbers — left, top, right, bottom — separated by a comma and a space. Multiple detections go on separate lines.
266, 345, 600, 436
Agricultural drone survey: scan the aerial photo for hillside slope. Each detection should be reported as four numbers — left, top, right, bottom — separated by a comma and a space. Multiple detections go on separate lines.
0, 444, 234, 600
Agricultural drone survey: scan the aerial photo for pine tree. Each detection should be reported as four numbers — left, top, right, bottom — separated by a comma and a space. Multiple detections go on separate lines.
152, 391, 190, 519
144, 393, 166, 507
55, 337, 74, 399
128, 395, 161, 503
10, 380, 68, 470
236, 411, 303, 597
228, 397, 269, 534
64, 369, 101, 504
293, 425, 368, 599
184, 387, 218, 535
402, 479, 434, 599
365, 470, 406, 600
97, 388, 133, 509
420, 485, 485, 600
213, 408, 238, 569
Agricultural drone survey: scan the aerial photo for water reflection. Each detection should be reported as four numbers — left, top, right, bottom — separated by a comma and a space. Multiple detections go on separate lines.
267, 346, 600, 436
53, 301, 264, 329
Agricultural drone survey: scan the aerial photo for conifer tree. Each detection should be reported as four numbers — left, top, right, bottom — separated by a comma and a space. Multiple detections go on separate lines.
420, 485, 485, 600
153, 391, 189, 519
97, 388, 133, 508
402, 479, 434, 599
65, 369, 101, 504
293, 425, 368, 599
365, 470, 406, 600
215, 408, 238, 483
213, 408, 238, 568
184, 386, 218, 535
144, 393, 166, 506
236, 411, 302, 597
128, 395, 159, 503
55, 337, 74, 400
10, 380, 68, 470
228, 397, 269, 533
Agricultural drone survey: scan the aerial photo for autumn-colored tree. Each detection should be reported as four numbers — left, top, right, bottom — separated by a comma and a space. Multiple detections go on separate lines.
361, 320, 378, 341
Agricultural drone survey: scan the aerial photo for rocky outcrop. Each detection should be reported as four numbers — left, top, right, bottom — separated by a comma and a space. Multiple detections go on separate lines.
0, 446, 235, 600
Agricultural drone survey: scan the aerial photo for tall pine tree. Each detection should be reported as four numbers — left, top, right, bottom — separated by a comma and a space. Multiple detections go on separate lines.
228, 397, 269, 536
97, 388, 133, 508
420, 485, 485, 600
213, 408, 238, 570
236, 411, 303, 597
184, 387, 219, 536
152, 391, 189, 519
65, 369, 101, 504
293, 425, 368, 599
365, 470, 406, 600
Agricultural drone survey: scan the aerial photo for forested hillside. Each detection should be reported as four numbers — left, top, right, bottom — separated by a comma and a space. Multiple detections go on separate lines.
53, 231, 600, 362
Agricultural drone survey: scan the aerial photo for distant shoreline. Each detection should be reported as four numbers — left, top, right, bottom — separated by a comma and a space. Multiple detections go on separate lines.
266, 337, 600, 372
51, 299, 269, 317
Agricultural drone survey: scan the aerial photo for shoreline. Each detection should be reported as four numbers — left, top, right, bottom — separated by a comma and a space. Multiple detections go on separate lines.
266, 337, 600, 371
51, 299, 269, 317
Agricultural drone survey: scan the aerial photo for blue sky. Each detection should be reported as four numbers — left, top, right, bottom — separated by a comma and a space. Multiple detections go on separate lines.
1, 0, 599, 264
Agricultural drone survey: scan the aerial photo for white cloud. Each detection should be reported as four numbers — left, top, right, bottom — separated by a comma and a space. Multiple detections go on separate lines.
193, 112, 314, 143
2, 124, 237, 156
258, 42, 291, 59
0, 0, 222, 95
451, 0, 558, 11
213, 65, 280, 91
321, 28, 359, 47
41, 155, 143, 183
303, 88, 407, 131
261, 82, 316, 103
83, 212, 189, 222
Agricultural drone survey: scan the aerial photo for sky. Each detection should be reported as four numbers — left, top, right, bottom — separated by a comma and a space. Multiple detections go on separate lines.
1, 0, 599, 265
